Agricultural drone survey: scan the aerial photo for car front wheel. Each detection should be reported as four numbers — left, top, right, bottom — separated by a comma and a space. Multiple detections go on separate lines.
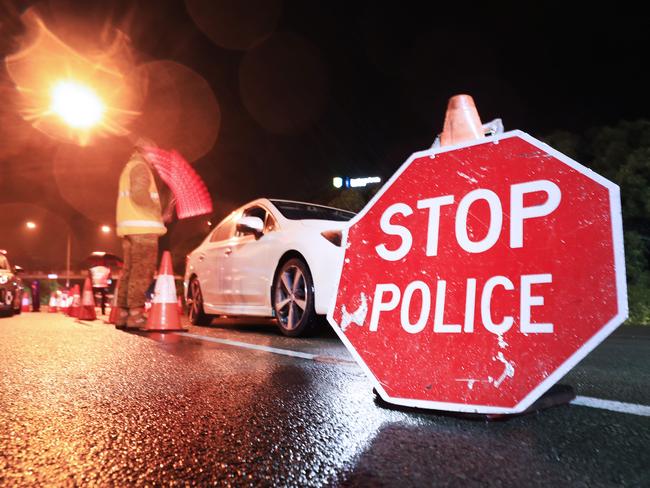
273, 258, 318, 337
188, 278, 212, 326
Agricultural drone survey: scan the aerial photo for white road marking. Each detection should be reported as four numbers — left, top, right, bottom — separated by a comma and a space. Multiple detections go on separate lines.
176, 332, 355, 364
571, 396, 650, 417
169, 332, 650, 417
177, 332, 318, 359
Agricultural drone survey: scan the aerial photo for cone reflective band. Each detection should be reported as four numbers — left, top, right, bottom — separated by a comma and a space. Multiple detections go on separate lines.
142, 147, 213, 219
153, 275, 177, 304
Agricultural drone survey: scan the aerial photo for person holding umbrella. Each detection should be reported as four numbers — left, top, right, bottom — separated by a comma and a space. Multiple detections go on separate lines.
115, 137, 174, 329
86, 252, 121, 315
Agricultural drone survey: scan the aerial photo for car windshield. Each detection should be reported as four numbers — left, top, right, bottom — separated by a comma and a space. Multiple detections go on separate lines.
0, 255, 10, 270
270, 200, 355, 222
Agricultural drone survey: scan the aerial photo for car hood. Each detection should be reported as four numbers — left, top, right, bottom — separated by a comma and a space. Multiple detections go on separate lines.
297, 219, 351, 232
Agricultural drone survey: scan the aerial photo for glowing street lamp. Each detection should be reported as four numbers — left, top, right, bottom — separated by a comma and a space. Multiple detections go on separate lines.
26, 221, 37, 229
100, 225, 111, 234
50, 80, 105, 130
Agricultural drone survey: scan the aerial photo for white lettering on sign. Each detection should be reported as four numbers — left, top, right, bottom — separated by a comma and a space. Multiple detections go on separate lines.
369, 283, 400, 331
375, 180, 562, 259
369, 180, 560, 336
520, 274, 554, 333
456, 189, 503, 253
417, 196, 454, 256
375, 203, 413, 261
367, 275, 554, 335
481, 276, 515, 335
401, 281, 431, 334
510, 180, 561, 248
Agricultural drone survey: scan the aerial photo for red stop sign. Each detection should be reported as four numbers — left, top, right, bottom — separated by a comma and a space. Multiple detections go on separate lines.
328, 131, 627, 414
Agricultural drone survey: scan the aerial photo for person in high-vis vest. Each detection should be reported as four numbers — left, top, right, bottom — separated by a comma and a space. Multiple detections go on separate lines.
115, 138, 171, 329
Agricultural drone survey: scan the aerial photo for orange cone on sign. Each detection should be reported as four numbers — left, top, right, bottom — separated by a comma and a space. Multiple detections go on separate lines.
144, 251, 187, 332
78, 277, 97, 321
68, 285, 81, 318
21, 293, 31, 312
48, 294, 58, 313
439, 94, 485, 147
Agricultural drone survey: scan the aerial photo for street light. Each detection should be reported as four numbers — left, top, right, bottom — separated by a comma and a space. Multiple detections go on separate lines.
101, 225, 111, 233
50, 80, 105, 129
26, 221, 37, 230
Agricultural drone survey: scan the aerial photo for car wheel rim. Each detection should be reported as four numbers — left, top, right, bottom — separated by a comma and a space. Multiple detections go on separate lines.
275, 265, 307, 331
190, 280, 202, 320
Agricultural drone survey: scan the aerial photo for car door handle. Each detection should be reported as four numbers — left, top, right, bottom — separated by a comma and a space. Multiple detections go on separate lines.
198, 254, 205, 261
224, 248, 232, 256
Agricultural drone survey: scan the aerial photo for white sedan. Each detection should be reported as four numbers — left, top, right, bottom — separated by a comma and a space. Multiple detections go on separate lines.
184, 199, 355, 336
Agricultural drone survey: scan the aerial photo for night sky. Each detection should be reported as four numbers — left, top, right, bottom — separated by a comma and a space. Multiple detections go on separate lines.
1, 0, 648, 270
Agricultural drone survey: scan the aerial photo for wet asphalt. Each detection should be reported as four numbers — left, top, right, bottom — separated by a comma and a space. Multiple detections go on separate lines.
0, 312, 648, 487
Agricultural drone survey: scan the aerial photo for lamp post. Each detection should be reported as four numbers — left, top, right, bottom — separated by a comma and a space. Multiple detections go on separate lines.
66, 231, 71, 289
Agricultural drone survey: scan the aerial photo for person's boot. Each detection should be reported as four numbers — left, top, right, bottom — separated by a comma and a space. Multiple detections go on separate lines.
126, 307, 147, 330
115, 308, 129, 330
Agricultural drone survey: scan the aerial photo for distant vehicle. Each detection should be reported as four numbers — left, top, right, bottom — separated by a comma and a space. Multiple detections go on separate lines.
184, 199, 355, 336
0, 250, 24, 317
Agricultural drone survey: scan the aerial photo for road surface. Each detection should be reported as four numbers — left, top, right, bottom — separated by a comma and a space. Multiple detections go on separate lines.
1, 312, 648, 486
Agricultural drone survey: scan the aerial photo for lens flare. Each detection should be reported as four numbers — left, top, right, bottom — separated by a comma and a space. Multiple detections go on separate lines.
50, 80, 105, 129
4, 8, 144, 146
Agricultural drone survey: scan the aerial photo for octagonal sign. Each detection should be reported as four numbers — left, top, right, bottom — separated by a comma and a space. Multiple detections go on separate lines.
327, 130, 627, 414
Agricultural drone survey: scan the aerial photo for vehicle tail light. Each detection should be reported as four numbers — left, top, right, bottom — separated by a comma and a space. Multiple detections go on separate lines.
321, 230, 342, 247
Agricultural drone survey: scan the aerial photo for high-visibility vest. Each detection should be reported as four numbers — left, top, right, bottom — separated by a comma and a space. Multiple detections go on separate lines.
116, 154, 167, 237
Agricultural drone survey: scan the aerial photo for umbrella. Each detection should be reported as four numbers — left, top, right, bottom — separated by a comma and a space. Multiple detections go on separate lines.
84, 252, 123, 269
141, 147, 213, 219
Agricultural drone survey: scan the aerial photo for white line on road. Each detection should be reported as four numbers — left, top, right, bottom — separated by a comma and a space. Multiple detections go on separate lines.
176, 332, 355, 364
571, 396, 650, 417
173, 332, 650, 416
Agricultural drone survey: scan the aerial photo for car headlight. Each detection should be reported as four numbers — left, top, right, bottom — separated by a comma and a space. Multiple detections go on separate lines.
0, 276, 8, 284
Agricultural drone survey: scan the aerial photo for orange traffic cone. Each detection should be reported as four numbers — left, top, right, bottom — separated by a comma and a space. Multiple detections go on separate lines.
59, 291, 69, 314
68, 285, 81, 318
106, 282, 120, 324
439, 94, 485, 147
78, 277, 97, 321
144, 251, 187, 332
48, 294, 58, 313
21, 293, 31, 312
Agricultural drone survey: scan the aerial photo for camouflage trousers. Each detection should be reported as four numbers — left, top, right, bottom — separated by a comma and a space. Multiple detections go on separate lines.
117, 234, 158, 309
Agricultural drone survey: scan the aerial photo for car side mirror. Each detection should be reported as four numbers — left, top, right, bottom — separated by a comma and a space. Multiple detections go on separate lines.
236, 216, 264, 237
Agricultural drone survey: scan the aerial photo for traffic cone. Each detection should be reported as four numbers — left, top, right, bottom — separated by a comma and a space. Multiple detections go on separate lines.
439, 94, 485, 147
21, 293, 31, 312
59, 291, 69, 314
106, 281, 120, 324
78, 277, 97, 321
68, 285, 81, 318
144, 251, 187, 332
48, 294, 58, 313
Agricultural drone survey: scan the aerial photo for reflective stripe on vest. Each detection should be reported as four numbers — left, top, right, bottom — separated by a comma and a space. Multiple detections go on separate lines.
119, 220, 165, 228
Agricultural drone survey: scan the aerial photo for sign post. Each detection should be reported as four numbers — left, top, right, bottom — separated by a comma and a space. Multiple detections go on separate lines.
327, 130, 627, 414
